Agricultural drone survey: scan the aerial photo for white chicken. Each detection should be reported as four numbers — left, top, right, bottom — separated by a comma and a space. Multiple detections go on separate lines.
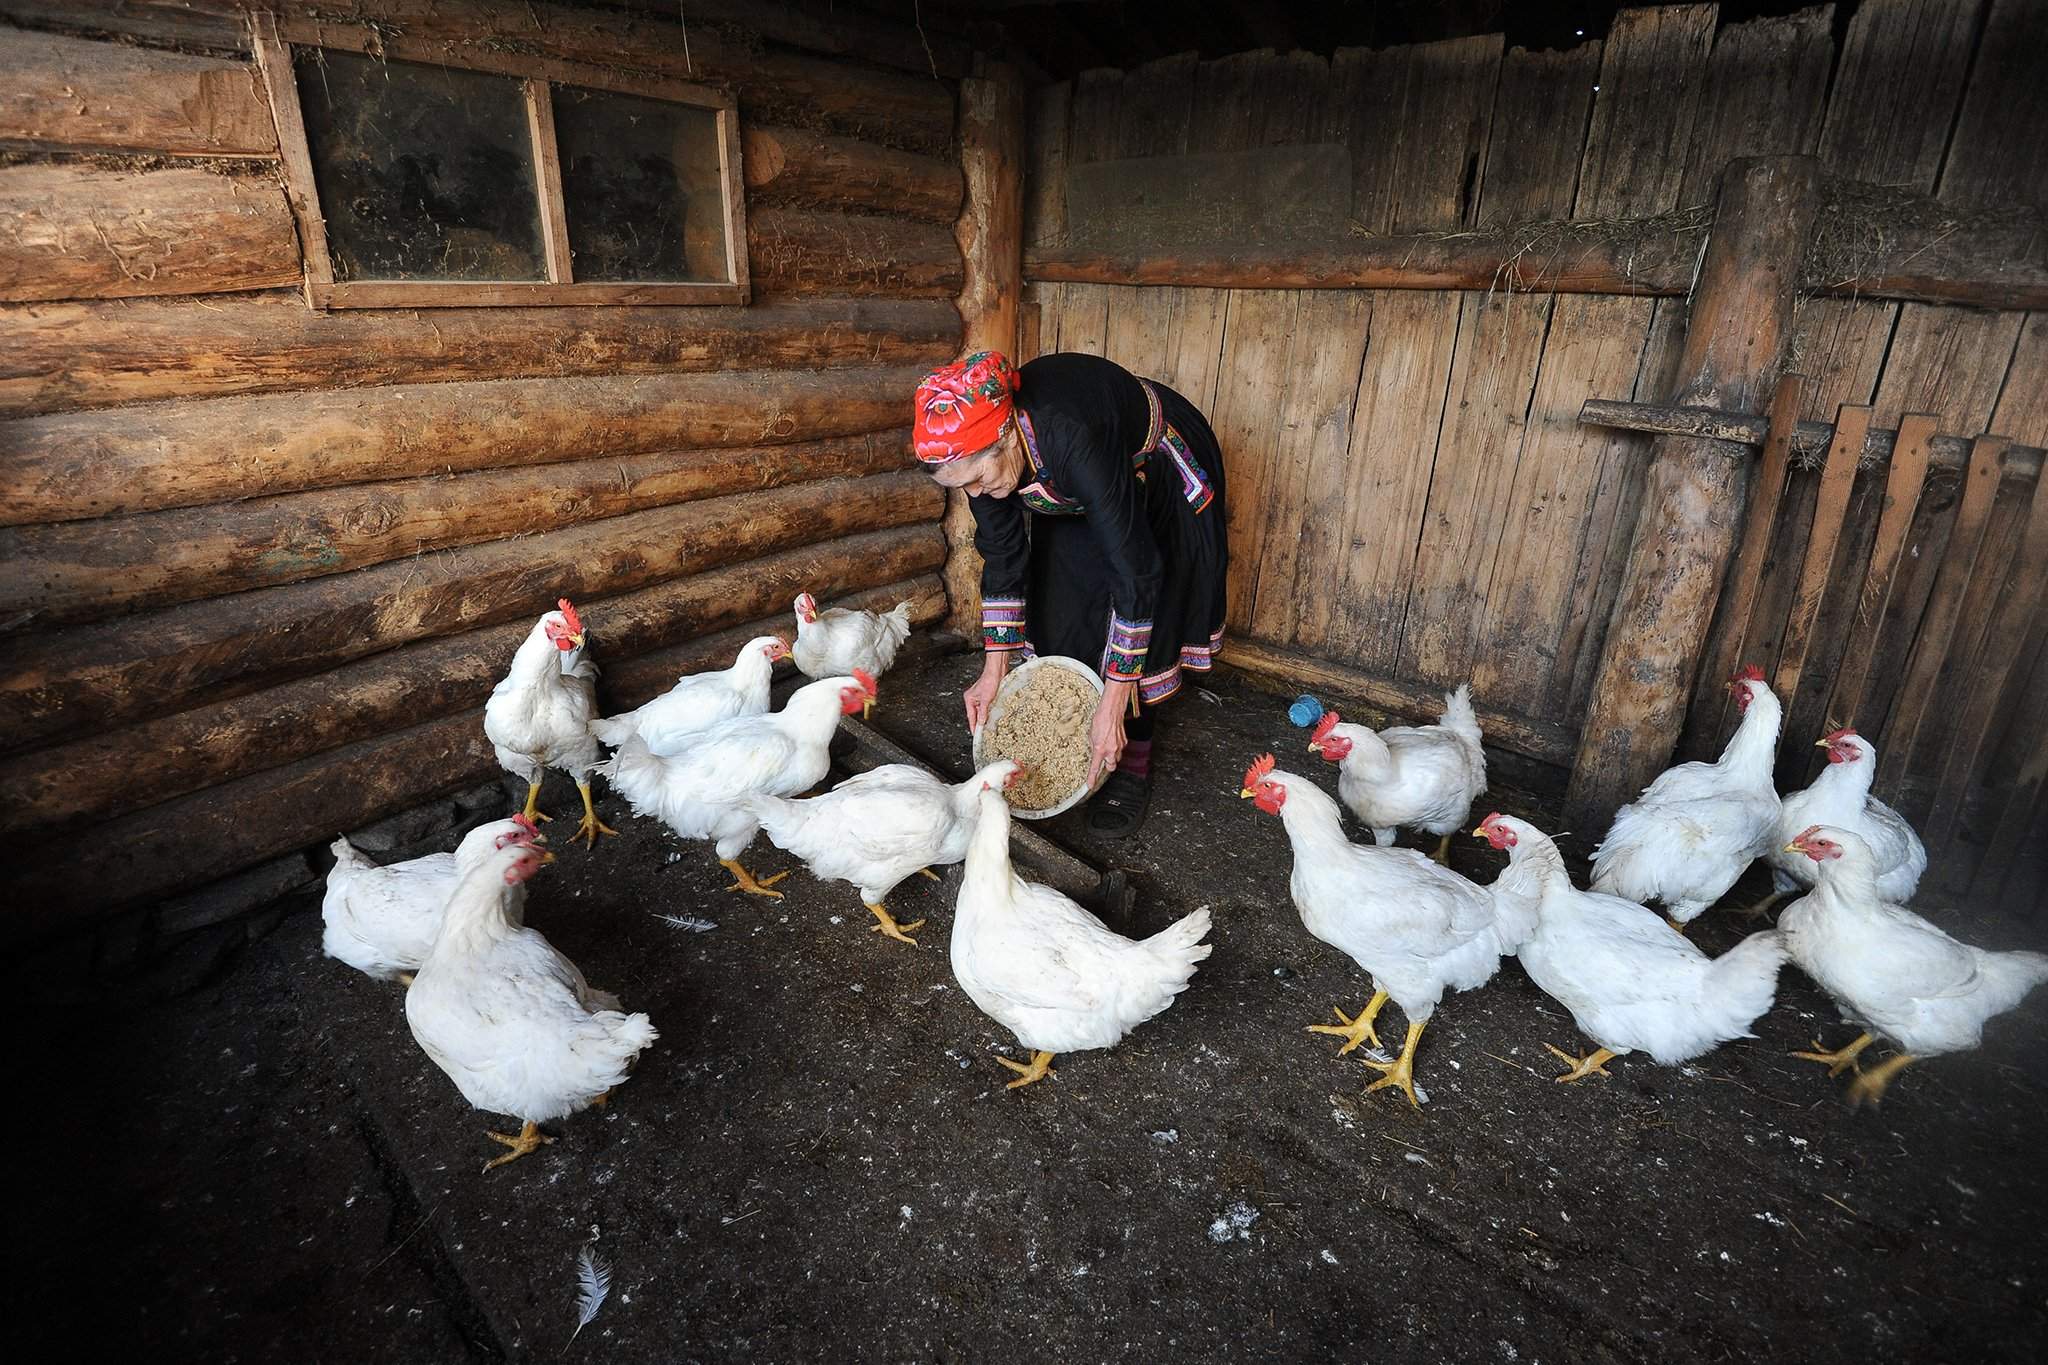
1241, 755, 1535, 1108
322, 814, 539, 982
1475, 813, 1789, 1082
405, 839, 657, 1170
791, 591, 912, 680
1778, 825, 2048, 1107
950, 782, 1212, 1090
1755, 727, 1926, 915
599, 670, 878, 897
1590, 665, 1782, 930
1307, 686, 1487, 863
748, 758, 1022, 946
484, 598, 614, 847
588, 634, 789, 754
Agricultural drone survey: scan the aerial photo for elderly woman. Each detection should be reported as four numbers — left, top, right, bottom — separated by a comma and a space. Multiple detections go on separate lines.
915, 350, 1229, 838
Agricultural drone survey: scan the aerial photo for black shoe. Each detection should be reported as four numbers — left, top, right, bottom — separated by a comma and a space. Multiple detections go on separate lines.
1086, 769, 1152, 839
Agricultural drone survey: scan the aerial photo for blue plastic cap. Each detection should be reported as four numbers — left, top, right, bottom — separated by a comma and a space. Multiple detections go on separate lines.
1287, 695, 1325, 728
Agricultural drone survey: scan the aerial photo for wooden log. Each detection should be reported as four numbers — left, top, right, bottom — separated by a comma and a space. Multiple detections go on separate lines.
0, 470, 944, 752
1217, 637, 1575, 768
0, 28, 276, 155
4, 573, 947, 941
1564, 156, 1824, 830
1574, 398, 2046, 481
742, 126, 963, 223
0, 363, 927, 526
0, 293, 961, 416
594, 0, 974, 78
0, 0, 250, 52
0, 161, 297, 303
2, 430, 915, 625
941, 62, 1025, 636
1, 525, 943, 834
747, 207, 964, 300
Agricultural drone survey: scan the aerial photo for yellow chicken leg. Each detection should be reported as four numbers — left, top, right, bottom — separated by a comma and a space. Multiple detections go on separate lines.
520, 781, 552, 824
1431, 833, 1453, 865
1845, 1052, 1917, 1108
572, 780, 618, 848
865, 900, 926, 946
481, 1120, 554, 1172
1364, 1019, 1427, 1109
997, 1050, 1057, 1090
1741, 889, 1790, 920
1307, 988, 1389, 1055
1543, 1043, 1618, 1083
721, 859, 790, 899
1792, 1031, 1874, 1077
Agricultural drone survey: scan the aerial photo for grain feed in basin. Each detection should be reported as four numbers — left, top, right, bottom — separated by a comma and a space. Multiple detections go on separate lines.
983, 665, 1098, 812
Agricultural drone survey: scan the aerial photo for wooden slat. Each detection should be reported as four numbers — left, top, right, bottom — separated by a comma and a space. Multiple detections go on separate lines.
0, 363, 926, 526
1158, 287, 1232, 415
0, 293, 960, 417
0, 162, 299, 303
0, 27, 278, 156
1989, 313, 2048, 450
1926, 466, 2048, 863
1573, 4, 1717, 219
524, 79, 573, 285
1575, 400, 2045, 480
0, 470, 943, 753
1773, 404, 1870, 703
1972, 628, 2048, 912
1883, 436, 2008, 766
1677, 5, 1835, 202
1057, 281, 1112, 356
1816, 0, 1981, 185
1831, 414, 1939, 726
1023, 81, 1071, 252
1932, 0, 2048, 208
1208, 289, 1301, 637
249, 10, 327, 300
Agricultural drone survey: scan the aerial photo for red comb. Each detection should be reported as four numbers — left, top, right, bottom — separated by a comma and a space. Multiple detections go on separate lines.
1793, 823, 1823, 842
556, 597, 583, 635
1822, 726, 1857, 742
1731, 664, 1765, 683
512, 813, 539, 835
852, 667, 877, 695
1310, 710, 1341, 743
1243, 753, 1276, 788
1482, 811, 1504, 826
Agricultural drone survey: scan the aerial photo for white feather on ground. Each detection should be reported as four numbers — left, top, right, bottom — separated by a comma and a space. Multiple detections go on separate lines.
570, 1244, 612, 1342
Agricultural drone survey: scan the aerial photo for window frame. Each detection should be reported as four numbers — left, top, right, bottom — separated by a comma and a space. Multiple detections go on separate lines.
251, 12, 749, 309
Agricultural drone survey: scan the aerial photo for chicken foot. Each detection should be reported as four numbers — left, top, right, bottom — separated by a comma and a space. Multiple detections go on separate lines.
720, 859, 790, 899
864, 900, 926, 947
1542, 1043, 1618, 1083
1740, 889, 1790, 920
1845, 1052, 1916, 1108
1791, 1031, 1874, 1076
481, 1120, 554, 1172
918, 867, 944, 882
520, 781, 553, 824
1306, 988, 1389, 1055
1364, 1019, 1427, 1109
572, 780, 618, 848
997, 1050, 1057, 1091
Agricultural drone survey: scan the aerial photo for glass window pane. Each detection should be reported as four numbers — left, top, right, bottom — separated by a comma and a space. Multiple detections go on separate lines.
295, 49, 546, 282
553, 87, 728, 283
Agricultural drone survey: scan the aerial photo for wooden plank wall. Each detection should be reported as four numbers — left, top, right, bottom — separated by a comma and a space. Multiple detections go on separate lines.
0, 0, 967, 937
1026, 0, 2048, 913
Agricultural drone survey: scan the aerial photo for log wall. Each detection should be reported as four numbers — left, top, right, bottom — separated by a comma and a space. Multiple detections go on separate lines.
1027, 0, 2047, 914
0, 0, 965, 938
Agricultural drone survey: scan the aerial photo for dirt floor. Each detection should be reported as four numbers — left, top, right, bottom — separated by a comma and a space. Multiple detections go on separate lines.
15, 648, 2048, 1363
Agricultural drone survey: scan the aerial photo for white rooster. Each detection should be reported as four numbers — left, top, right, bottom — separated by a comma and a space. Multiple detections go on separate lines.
748, 758, 1022, 945
405, 839, 658, 1170
1306, 686, 1486, 863
589, 634, 789, 754
1241, 755, 1535, 1108
599, 670, 878, 898
791, 591, 912, 680
1476, 813, 1789, 1082
322, 814, 539, 983
1779, 825, 2048, 1107
484, 598, 614, 847
951, 782, 1212, 1090
1754, 727, 1926, 915
1590, 665, 1782, 930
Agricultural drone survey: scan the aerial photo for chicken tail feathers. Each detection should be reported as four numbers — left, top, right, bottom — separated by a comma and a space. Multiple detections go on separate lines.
606, 1010, 659, 1054
1439, 683, 1482, 748
329, 835, 375, 872
588, 713, 634, 748
1142, 906, 1215, 979
1700, 929, 1790, 1040
1977, 948, 2048, 1017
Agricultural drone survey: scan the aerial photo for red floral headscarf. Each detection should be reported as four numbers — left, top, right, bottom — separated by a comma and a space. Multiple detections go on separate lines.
913, 351, 1020, 462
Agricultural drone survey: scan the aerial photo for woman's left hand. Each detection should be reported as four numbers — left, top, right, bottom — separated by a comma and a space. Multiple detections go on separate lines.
1087, 680, 1133, 787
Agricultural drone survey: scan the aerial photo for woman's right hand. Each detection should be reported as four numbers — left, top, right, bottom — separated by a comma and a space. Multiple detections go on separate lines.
964, 652, 1011, 734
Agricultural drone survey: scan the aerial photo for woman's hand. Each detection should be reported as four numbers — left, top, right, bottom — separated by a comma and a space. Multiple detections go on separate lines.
1087, 679, 1134, 787
963, 651, 1011, 734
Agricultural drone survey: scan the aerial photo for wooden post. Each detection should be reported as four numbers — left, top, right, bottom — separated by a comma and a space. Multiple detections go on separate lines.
1563, 155, 1823, 830
944, 61, 1025, 635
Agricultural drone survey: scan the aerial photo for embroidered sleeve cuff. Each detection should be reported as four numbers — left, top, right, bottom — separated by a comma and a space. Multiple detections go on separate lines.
1103, 613, 1152, 680
981, 598, 1027, 652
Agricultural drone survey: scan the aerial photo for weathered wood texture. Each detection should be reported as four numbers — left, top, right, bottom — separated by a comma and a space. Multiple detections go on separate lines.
0, 27, 276, 154
747, 208, 965, 299
0, 364, 926, 526
0, 294, 960, 416
743, 126, 964, 222
0, 470, 943, 754
7, 576, 947, 941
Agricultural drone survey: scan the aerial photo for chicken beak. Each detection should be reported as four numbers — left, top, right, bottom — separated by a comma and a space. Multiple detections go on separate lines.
1238, 787, 1253, 799
539, 850, 558, 865
1781, 841, 1805, 855
1307, 740, 1321, 754
1471, 824, 1490, 838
